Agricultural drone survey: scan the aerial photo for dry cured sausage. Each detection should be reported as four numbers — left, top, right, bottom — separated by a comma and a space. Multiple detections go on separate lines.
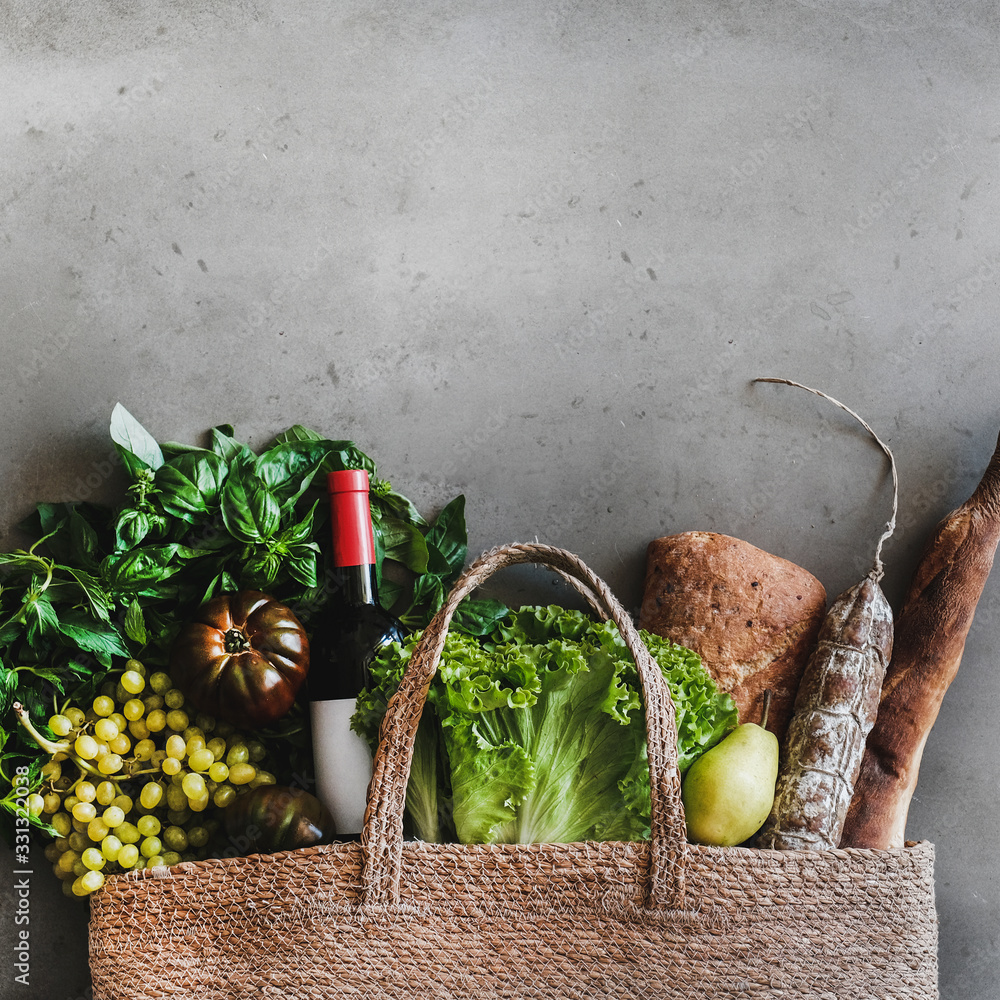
752, 378, 897, 851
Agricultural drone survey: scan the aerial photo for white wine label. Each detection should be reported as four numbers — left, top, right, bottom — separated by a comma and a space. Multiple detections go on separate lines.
310, 698, 373, 835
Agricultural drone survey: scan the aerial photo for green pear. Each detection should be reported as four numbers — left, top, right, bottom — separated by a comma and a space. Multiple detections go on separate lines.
681, 692, 779, 847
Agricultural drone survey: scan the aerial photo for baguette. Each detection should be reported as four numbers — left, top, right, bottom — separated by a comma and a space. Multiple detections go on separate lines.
841, 430, 1000, 849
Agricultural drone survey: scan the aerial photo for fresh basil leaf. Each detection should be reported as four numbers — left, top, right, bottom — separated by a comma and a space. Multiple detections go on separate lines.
317, 443, 378, 476
372, 513, 386, 587
377, 488, 429, 528
378, 577, 406, 611
110, 403, 164, 473
101, 545, 183, 589
269, 431, 378, 478
17, 503, 110, 566
450, 598, 510, 636
112, 448, 148, 482
163, 543, 205, 562
114, 508, 153, 549
273, 424, 323, 444
424, 495, 468, 581
254, 441, 335, 506
209, 425, 255, 465
158, 489, 207, 522
123, 599, 148, 645
159, 440, 217, 458
242, 550, 282, 588
278, 501, 318, 546
408, 573, 446, 618
191, 560, 243, 607
176, 517, 230, 555
188, 562, 224, 607
139, 608, 180, 647
67, 508, 100, 569
378, 515, 430, 574
54, 504, 111, 564
285, 543, 320, 588
221, 467, 280, 543
24, 502, 64, 539
156, 451, 228, 520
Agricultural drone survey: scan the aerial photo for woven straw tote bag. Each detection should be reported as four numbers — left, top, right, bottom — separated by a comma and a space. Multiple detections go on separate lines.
88, 542, 938, 999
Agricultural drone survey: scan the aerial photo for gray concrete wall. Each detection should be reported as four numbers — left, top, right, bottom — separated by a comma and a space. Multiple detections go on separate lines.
1, 2, 998, 996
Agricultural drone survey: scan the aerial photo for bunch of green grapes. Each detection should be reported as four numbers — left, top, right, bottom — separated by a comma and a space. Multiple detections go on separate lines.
18, 658, 275, 898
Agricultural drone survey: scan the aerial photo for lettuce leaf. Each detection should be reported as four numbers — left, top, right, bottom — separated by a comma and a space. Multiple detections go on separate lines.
352, 644, 456, 844
355, 605, 738, 844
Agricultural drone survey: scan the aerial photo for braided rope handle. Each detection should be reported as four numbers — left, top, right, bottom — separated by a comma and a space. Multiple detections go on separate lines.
359, 542, 689, 910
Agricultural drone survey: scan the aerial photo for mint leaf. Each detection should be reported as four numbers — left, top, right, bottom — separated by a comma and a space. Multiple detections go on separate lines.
0, 667, 17, 716
57, 620, 129, 666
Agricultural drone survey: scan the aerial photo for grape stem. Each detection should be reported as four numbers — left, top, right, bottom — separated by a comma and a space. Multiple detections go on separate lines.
12, 702, 104, 779
12, 702, 70, 755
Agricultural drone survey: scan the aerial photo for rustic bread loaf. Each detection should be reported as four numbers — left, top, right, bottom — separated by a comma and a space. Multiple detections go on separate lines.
638, 531, 827, 740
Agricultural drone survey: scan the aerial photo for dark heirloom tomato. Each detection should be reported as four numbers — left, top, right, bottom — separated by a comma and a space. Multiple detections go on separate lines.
224, 785, 336, 853
168, 590, 309, 728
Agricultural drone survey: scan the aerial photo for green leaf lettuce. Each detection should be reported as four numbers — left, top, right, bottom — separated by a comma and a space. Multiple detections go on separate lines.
357, 605, 738, 845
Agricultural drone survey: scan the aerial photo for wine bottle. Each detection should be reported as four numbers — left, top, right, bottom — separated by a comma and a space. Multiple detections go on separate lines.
308, 468, 405, 837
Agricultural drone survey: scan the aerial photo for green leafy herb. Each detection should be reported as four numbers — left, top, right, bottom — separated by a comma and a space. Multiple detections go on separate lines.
110, 402, 164, 473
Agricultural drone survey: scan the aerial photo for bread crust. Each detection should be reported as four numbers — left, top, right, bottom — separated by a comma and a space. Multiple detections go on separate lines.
638, 531, 827, 740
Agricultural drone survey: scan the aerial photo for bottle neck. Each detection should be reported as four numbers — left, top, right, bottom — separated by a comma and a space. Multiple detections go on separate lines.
328, 475, 379, 607
332, 563, 379, 607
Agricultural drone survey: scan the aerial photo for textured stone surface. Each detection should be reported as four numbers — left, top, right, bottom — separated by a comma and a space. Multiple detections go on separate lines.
1, 2, 998, 997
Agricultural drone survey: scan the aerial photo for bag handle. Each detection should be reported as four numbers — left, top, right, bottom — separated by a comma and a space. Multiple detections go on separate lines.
359, 542, 689, 910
